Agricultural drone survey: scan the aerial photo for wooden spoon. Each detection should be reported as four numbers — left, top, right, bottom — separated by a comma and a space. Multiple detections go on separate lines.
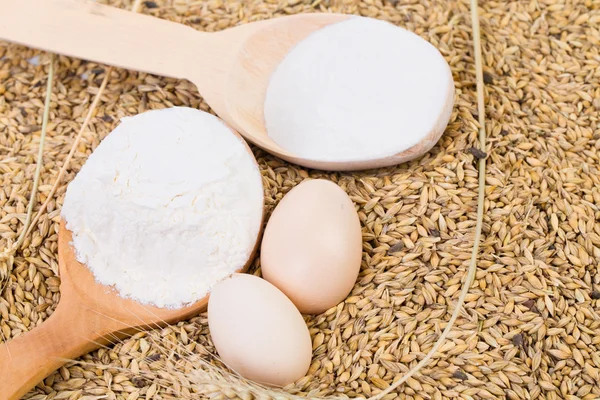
0, 120, 264, 400
0, 0, 450, 171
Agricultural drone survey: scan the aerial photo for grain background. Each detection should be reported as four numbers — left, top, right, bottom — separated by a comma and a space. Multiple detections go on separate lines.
1, 0, 600, 399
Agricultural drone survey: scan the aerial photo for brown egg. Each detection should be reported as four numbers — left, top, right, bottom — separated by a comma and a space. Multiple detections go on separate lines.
207, 273, 312, 387
261, 179, 362, 314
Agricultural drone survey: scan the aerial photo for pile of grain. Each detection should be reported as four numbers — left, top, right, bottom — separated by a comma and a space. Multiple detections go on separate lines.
1, 0, 599, 399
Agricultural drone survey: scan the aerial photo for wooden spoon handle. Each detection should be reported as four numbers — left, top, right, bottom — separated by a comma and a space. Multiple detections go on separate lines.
0, 0, 202, 79
0, 303, 114, 400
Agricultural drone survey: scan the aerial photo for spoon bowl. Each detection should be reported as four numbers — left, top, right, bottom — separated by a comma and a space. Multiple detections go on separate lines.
216, 14, 454, 171
0, 0, 452, 170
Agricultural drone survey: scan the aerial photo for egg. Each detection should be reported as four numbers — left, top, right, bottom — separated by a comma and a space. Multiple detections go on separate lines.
260, 179, 362, 314
207, 273, 312, 387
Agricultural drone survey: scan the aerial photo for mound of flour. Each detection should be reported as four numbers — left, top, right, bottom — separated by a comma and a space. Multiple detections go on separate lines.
61, 107, 263, 309
264, 16, 454, 162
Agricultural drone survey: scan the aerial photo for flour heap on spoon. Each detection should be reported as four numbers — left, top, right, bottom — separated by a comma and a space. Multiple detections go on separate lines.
61, 107, 264, 309
264, 16, 455, 163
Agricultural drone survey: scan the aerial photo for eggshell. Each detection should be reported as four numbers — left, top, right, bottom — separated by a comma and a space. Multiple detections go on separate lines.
260, 179, 362, 314
207, 273, 312, 387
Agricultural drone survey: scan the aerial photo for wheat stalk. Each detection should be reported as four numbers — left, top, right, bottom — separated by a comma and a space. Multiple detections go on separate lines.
0, 54, 55, 302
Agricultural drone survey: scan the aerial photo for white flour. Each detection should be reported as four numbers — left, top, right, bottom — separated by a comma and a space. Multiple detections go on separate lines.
264, 16, 454, 162
61, 107, 263, 309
